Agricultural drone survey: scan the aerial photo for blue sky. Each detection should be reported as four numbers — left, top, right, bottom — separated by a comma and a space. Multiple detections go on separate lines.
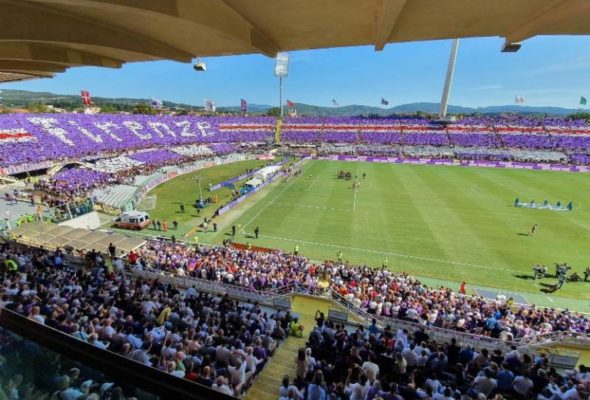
2, 36, 589, 108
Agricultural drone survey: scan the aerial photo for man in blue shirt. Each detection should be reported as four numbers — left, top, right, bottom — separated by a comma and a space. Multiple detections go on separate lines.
496, 363, 514, 393
367, 318, 380, 336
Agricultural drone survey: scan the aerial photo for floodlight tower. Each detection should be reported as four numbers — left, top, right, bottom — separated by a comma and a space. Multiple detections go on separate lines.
195, 176, 203, 204
274, 52, 289, 119
439, 39, 460, 119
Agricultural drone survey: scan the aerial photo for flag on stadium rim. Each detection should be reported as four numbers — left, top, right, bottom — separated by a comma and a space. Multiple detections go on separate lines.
381, 98, 389, 106
580, 96, 587, 106
332, 99, 339, 107
204, 99, 216, 112
287, 100, 296, 107
80, 90, 92, 105
240, 98, 247, 113
150, 97, 163, 108
514, 95, 527, 105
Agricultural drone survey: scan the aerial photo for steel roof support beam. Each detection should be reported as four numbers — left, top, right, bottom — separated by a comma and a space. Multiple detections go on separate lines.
0, 60, 67, 73
0, 43, 122, 68
27, 0, 280, 57
0, 1, 193, 62
374, 0, 407, 51
504, 0, 589, 43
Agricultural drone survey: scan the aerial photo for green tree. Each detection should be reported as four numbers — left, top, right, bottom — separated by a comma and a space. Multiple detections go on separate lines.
99, 104, 118, 113
26, 102, 50, 113
568, 111, 590, 123
266, 107, 281, 117
132, 103, 157, 115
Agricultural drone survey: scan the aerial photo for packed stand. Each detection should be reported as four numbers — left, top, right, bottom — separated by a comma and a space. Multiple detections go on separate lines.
35, 168, 113, 197
0, 243, 288, 396
132, 241, 590, 342
290, 316, 589, 400
0, 324, 153, 400
0, 114, 275, 168
135, 240, 321, 292
4, 113, 590, 170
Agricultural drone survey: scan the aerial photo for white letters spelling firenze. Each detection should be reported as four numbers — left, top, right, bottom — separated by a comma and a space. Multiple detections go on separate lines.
26, 117, 215, 146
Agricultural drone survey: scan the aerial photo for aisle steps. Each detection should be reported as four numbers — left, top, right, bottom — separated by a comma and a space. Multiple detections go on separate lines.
245, 295, 335, 400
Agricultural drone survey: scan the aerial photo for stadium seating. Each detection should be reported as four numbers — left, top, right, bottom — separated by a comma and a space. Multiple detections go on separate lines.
0, 114, 276, 168
92, 184, 140, 209
2, 114, 590, 171
3, 241, 589, 400
1, 245, 284, 397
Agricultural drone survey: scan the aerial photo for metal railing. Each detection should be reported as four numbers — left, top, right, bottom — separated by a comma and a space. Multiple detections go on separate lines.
4, 234, 588, 353
0, 307, 236, 400
128, 266, 297, 305
126, 266, 589, 352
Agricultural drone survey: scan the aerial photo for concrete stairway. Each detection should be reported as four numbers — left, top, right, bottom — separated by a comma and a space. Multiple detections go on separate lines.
93, 184, 137, 209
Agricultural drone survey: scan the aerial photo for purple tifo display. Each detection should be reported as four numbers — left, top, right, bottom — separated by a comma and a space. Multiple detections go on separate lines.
129, 149, 184, 164
2, 113, 590, 167
0, 114, 276, 167
50, 168, 111, 193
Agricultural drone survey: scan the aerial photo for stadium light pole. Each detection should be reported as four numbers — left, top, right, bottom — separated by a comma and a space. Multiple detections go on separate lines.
195, 176, 203, 204
439, 39, 460, 119
274, 52, 289, 119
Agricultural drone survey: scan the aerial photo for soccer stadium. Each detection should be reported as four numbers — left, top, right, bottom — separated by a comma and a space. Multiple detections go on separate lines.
1, 2, 590, 400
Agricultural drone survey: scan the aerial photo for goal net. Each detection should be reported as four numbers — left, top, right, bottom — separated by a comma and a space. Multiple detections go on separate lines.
138, 195, 157, 211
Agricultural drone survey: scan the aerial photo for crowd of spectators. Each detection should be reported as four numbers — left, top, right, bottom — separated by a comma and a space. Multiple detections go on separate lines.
130, 241, 590, 343
327, 264, 590, 340
284, 316, 589, 399
35, 168, 114, 200
0, 243, 290, 397
135, 240, 320, 292
0, 324, 148, 400
1, 237, 590, 399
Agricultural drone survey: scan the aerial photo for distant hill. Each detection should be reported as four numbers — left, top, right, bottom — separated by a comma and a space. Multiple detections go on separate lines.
0, 89, 586, 116
289, 102, 586, 117
0, 89, 200, 111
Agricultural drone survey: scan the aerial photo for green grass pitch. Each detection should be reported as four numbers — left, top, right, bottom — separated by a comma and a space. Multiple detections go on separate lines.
145, 159, 590, 304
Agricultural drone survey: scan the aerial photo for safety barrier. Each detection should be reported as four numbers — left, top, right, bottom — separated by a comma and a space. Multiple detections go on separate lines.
5, 232, 588, 353
126, 265, 590, 352
128, 266, 296, 306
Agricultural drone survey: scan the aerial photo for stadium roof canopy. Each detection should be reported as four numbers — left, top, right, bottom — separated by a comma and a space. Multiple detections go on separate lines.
1, 0, 589, 82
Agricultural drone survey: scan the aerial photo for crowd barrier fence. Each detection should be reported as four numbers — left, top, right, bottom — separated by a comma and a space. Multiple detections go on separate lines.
126, 265, 589, 353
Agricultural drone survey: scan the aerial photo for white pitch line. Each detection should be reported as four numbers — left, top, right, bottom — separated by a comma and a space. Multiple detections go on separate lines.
304, 175, 320, 191
240, 173, 303, 233
260, 234, 519, 273
547, 297, 554, 303
353, 188, 358, 211
274, 202, 351, 212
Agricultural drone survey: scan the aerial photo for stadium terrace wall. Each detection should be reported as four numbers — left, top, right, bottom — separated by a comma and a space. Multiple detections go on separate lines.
0, 114, 276, 172
316, 155, 590, 173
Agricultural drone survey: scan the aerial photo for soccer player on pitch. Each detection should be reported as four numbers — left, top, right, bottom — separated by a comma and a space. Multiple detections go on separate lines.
530, 224, 538, 236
